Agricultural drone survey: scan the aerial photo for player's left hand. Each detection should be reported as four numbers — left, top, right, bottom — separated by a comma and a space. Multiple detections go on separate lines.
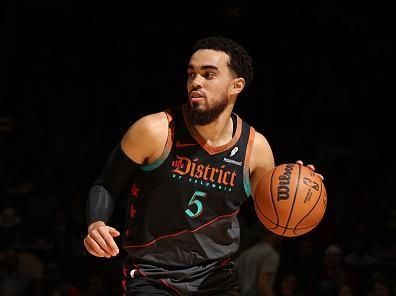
296, 160, 324, 180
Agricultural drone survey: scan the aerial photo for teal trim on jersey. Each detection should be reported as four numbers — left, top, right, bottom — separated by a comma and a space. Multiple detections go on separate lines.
244, 174, 252, 198
141, 157, 166, 171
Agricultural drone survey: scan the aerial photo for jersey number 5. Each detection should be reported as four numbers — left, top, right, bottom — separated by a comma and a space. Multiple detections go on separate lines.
185, 191, 207, 218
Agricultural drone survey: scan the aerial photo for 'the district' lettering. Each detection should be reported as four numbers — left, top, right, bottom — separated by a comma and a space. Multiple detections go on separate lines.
172, 155, 237, 186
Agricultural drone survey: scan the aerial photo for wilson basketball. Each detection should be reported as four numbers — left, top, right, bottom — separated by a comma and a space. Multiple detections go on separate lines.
254, 163, 327, 237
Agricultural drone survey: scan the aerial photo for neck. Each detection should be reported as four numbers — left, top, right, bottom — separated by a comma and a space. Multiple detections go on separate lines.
191, 104, 235, 147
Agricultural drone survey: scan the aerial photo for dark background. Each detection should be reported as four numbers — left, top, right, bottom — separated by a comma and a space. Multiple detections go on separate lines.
0, 2, 394, 295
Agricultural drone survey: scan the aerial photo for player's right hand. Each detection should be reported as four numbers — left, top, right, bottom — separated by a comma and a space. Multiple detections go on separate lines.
84, 221, 120, 258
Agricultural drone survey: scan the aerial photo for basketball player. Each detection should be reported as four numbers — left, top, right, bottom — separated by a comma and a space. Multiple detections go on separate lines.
83, 36, 322, 295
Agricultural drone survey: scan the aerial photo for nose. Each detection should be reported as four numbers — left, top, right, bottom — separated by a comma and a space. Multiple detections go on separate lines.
191, 74, 204, 89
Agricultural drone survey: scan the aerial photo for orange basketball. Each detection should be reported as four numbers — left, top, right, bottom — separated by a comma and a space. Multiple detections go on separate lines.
254, 163, 327, 237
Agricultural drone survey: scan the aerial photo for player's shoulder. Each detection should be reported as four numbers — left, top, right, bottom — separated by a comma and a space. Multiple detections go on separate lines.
131, 111, 170, 134
122, 111, 169, 143
250, 130, 274, 171
253, 131, 271, 150
234, 114, 272, 152
121, 111, 170, 163
134, 111, 169, 130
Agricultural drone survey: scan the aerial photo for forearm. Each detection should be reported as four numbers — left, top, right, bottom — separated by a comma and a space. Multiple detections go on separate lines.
87, 185, 115, 225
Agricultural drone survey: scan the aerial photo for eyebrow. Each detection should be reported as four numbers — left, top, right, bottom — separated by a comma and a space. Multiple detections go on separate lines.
187, 65, 219, 71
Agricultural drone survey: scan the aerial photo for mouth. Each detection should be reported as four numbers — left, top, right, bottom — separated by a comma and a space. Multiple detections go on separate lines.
189, 91, 205, 102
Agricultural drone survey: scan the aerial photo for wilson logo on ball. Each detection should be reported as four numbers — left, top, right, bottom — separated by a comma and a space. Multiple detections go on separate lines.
277, 164, 295, 201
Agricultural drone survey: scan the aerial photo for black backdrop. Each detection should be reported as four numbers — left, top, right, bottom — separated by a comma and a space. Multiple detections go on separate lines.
0, 2, 394, 295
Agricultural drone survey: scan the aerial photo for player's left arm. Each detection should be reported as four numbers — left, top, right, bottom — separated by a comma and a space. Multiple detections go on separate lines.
248, 132, 323, 199
249, 131, 275, 198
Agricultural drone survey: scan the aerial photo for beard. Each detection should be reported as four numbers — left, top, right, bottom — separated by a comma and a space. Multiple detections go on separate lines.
188, 95, 228, 125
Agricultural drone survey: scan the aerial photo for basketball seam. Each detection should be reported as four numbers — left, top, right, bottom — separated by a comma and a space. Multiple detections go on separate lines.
282, 164, 300, 236
293, 177, 323, 235
254, 195, 278, 229
286, 224, 317, 230
254, 201, 278, 228
253, 202, 318, 230
266, 223, 318, 231
269, 166, 280, 228
285, 224, 317, 236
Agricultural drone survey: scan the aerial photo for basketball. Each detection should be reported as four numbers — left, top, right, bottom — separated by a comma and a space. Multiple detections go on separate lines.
254, 163, 327, 237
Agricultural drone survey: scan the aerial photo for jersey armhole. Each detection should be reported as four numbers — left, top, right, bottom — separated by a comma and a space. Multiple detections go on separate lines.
141, 110, 174, 171
243, 127, 255, 198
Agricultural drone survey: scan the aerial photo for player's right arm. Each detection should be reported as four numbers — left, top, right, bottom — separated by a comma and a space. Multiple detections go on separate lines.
84, 112, 169, 258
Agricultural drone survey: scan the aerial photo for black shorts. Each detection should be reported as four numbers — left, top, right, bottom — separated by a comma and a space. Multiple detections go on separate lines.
122, 258, 239, 296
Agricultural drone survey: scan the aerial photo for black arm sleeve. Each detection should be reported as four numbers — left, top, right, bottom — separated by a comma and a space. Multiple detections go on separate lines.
86, 143, 141, 225
87, 185, 115, 225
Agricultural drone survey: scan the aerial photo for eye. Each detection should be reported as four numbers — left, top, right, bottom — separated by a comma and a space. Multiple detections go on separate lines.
204, 72, 216, 79
188, 72, 196, 79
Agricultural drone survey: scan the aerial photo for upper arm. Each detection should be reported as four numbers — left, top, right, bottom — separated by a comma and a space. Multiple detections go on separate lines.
120, 112, 169, 164
249, 131, 275, 198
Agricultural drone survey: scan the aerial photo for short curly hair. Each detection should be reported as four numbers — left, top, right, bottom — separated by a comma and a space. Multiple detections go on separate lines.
192, 36, 254, 89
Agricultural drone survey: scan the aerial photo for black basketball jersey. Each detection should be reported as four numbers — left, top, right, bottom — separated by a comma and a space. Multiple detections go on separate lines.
122, 105, 255, 267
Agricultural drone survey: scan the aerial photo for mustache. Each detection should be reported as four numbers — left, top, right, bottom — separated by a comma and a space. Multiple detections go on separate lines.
189, 90, 206, 98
